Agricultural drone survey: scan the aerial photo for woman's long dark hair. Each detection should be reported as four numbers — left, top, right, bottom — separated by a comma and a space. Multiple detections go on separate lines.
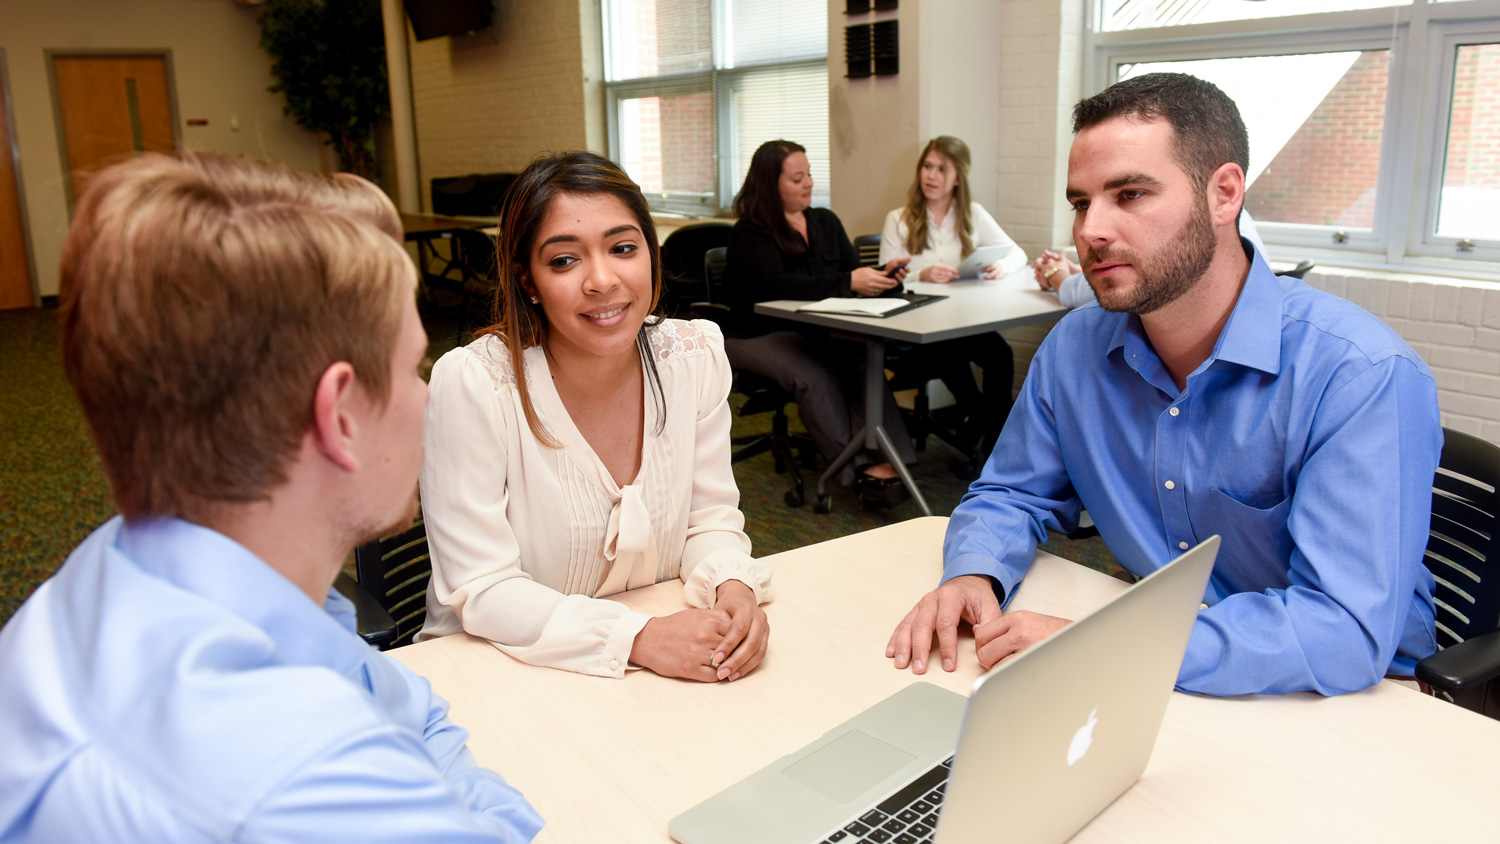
479, 151, 666, 446
732, 139, 808, 256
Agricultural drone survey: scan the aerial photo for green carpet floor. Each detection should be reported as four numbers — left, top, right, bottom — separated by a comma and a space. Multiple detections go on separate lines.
0, 305, 1117, 628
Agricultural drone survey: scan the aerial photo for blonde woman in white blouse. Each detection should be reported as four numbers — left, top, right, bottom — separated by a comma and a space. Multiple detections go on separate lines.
876, 136, 1027, 465
418, 152, 772, 682
878, 136, 1027, 282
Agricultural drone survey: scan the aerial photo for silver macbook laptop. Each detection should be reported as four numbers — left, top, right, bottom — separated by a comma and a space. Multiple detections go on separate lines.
669, 536, 1220, 844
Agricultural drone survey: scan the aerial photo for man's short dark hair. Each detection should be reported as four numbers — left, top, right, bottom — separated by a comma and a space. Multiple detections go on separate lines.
1072, 72, 1250, 191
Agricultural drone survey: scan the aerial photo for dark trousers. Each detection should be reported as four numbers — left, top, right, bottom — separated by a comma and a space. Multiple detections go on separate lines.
725, 330, 918, 486
894, 332, 1014, 455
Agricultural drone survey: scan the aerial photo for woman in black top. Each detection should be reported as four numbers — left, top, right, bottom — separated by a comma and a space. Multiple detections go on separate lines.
722, 140, 917, 500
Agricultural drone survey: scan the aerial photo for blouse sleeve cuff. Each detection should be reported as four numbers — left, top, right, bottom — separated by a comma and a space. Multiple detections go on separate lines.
682, 547, 775, 608
607, 609, 653, 677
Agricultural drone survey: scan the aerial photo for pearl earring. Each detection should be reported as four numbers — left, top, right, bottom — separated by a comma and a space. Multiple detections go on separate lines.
529, 295, 539, 304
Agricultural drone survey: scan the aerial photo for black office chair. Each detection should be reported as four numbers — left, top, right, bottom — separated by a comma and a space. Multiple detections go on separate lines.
660, 222, 732, 319
852, 231, 934, 445
853, 233, 882, 268
1416, 428, 1500, 719
1280, 260, 1316, 280
332, 572, 398, 650
695, 246, 815, 508
452, 227, 500, 344
350, 513, 434, 651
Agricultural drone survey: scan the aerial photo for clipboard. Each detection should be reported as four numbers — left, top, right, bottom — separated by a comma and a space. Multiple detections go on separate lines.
796, 292, 946, 318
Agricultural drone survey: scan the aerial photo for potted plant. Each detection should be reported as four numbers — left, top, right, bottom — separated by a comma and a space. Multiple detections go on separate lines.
258, 0, 390, 179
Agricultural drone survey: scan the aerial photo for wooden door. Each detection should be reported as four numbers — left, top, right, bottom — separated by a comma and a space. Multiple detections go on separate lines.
0, 53, 33, 310
51, 54, 176, 207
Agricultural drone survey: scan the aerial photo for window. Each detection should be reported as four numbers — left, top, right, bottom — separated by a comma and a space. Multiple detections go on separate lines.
602, 0, 829, 216
1102, 0, 1408, 31
1090, 0, 1500, 274
1429, 35, 1500, 248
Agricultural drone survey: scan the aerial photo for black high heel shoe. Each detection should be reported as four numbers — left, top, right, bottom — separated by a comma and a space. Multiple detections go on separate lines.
854, 474, 912, 510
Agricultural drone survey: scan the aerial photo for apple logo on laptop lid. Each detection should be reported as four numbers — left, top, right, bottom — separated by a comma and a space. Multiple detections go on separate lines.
1067, 708, 1098, 766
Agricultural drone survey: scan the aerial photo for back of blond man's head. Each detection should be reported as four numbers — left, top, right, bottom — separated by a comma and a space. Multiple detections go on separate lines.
60, 152, 414, 523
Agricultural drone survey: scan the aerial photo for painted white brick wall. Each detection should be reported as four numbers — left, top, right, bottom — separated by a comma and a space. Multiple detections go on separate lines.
1303, 269, 1500, 443
992, 0, 1080, 397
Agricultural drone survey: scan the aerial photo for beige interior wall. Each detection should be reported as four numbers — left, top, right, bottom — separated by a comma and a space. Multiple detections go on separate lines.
826, 0, 924, 240
0, 0, 324, 298
404, 0, 599, 210
922, 0, 1003, 215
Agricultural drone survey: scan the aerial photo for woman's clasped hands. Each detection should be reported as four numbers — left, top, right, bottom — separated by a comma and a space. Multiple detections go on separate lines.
629, 580, 770, 683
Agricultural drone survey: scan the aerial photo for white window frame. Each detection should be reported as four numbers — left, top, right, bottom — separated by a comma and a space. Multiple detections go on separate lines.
1413, 19, 1500, 263
605, 72, 719, 215
1086, 0, 1500, 280
601, 4, 828, 217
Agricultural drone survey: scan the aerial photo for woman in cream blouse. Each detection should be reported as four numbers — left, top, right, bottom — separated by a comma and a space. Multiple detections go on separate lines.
878, 135, 1027, 282
876, 136, 1027, 464
418, 151, 772, 682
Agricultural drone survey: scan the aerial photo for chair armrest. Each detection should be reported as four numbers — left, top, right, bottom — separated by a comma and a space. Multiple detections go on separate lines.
1415, 629, 1500, 698
334, 571, 397, 650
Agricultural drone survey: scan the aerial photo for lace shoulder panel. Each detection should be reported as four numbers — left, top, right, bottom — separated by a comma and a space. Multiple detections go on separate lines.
464, 333, 518, 391
646, 318, 714, 363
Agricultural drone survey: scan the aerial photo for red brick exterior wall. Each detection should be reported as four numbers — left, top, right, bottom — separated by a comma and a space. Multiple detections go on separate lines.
624, 0, 715, 195
1445, 43, 1500, 190
1246, 50, 1389, 228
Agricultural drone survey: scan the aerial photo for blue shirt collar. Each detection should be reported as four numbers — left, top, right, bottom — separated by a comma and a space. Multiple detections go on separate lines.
113, 517, 368, 675
1107, 238, 1284, 379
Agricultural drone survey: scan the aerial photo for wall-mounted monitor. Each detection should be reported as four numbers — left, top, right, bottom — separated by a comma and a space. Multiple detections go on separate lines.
403, 0, 493, 42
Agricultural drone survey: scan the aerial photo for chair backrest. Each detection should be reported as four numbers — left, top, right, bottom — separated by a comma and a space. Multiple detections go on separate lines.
353, 514, 433, 650
1426, 427, 1500, 651
430, 172, 517, 217
1280, 259, 1315, 280
453, 227, 499, 284
702, 245, 729, 306
853, 233, 881, 268
660, 222, 733, 316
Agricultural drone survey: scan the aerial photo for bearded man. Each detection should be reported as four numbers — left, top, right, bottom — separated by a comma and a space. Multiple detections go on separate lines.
886, 72, 1442, 696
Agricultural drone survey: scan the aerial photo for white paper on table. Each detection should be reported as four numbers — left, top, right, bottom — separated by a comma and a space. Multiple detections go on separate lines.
796, 297, 908, 316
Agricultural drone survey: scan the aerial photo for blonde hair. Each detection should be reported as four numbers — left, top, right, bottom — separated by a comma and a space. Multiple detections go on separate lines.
902, 136, 976, 259
59, 151, 414, 522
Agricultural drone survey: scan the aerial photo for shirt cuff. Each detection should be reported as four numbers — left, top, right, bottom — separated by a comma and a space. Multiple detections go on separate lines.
942, 555, 1017, 609
682, 548, 775, 608
606, 609, 653, 678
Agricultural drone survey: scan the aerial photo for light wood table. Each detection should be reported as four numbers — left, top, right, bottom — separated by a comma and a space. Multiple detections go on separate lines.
393, 517, 1500, 842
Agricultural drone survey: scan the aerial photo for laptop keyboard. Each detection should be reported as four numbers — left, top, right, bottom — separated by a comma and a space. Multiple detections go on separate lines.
819, 756, 953, 844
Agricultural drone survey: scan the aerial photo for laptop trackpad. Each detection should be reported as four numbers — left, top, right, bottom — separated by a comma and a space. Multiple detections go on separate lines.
781, 730, 915, 804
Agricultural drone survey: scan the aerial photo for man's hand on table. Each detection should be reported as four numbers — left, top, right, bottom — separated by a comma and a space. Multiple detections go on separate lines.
974, 611, 1071, 670
886, 575, 1001, 673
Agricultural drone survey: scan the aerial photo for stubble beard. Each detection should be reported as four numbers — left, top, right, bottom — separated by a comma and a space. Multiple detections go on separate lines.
1084, 196, 1217, 315
353, 486, 422, 550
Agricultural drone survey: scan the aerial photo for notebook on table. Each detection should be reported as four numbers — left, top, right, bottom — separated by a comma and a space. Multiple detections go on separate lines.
669, 536, 1220, 844
796, 292, 945, 318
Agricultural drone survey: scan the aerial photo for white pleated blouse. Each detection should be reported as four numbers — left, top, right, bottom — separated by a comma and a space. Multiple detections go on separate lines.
417, 318, 773, 678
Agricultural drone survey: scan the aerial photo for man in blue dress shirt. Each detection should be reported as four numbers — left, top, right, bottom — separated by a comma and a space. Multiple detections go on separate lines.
887, 73, 1442, 696
0, 153, 544, 841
